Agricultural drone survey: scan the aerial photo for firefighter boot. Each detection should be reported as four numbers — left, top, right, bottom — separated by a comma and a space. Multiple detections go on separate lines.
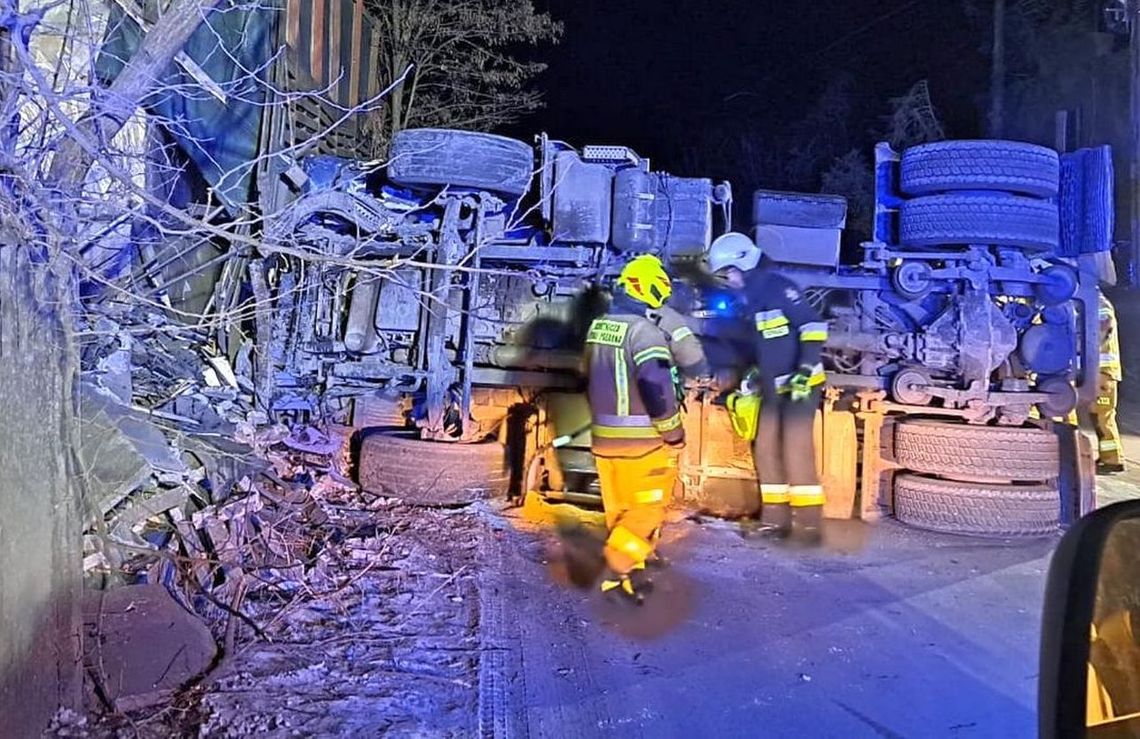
789, 505, 823, 548
742, 503, 792, 540
600, 563, 653, 605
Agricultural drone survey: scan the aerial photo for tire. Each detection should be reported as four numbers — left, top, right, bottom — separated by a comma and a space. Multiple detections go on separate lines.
387, 128, 534, 197
893, 473, 1059, 537
893, 419, 1059, 482
358, 430, 509, 505
900, 140, 1060, 198
899, 194, 1059, 250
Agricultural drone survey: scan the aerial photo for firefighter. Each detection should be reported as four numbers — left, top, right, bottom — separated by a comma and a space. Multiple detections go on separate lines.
1096, 291, 1125, 474
647, 302, 712, 382
707, 233, 828, 544
584, 254, 686, 602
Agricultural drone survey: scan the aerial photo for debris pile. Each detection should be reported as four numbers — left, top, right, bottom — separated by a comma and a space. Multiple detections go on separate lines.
81, 451, 493, 736
78, 298, 274, 582
73, 302, 496, 735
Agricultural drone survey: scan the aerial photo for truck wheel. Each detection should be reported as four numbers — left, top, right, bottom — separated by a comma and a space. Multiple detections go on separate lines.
899, 194, 1059, 251
893, 419, 1059, 482
357, 429, 509, 505
890, 367, 933, 405
386, 128, 535, 197
900, 140, 1060, 198
893, 473, 1059, 537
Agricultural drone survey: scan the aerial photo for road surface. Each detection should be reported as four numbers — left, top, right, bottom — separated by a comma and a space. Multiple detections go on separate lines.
491, 515, 1054, 739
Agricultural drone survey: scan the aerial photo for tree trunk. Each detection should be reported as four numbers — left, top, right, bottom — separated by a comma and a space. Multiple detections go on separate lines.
47, 0, 225, 192
988, 0, 1006, 137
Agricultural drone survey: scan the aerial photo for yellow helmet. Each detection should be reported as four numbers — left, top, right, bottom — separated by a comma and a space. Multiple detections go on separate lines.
617, 254, 672, 309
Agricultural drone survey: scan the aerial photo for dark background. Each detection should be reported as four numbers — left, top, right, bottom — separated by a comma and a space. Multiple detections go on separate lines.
507, 0, 990, 182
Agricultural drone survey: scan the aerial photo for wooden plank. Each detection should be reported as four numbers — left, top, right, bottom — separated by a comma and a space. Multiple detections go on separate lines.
328, 0, 342, 100
359, 18, 373, 103
822, 406, 859, 520
367, 26, 380, 98
349, 0, 363, 106
286, 0, 301, 59
310, 0, 326, 86
858, 411, 888, 521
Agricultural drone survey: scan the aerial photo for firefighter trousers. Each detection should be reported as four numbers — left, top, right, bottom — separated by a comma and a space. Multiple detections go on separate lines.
752, 387, 824, 523
595, 446, 678, 575
1095, 376, 1123, 467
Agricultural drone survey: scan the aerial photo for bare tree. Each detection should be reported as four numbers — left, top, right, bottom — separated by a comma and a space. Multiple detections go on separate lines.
884, 79, 946, 149
366, 0, 562, 155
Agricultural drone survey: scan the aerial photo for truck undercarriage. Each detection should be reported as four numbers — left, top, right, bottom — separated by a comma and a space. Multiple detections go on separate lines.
251, 128, 1106, 536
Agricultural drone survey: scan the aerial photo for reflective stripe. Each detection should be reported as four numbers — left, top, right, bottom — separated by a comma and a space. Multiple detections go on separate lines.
1100, 440, 1120, 452
756, 310, 791, 340
789, 484, 825, 507
671, 326, 694, 342
1097, 396, 1113, 407
807, 362, 826, 387
1101, 353, 1121, 366
633, 346, 673, 365
633, 488, 665, 505
595, 413, 653, 427
591, 424, 660, 439
760, 484, 790, 505
775, 374, 792, 389
608, 525, 653, 563
799, 321, 829, 343
615, 349, 629, 415
1099, 308, 1114, 319
755, 310, 789, 330
652, 412, 683, 433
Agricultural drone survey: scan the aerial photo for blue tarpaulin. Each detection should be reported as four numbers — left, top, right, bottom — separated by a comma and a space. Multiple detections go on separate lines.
96, 1, 275, 212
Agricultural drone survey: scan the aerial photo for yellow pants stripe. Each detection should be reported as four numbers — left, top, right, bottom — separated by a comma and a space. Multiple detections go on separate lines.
789, 484, 825, 508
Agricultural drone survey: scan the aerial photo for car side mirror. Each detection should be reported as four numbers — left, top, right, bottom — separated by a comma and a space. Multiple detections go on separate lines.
1040, 500, 1140, 738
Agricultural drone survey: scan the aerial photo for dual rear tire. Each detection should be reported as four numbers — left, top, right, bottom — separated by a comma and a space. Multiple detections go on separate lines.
891, 419, 1060, 537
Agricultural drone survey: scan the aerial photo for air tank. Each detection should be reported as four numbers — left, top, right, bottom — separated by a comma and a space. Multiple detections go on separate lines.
612, 167, 657, 253
551, 151, 613, 244
612, 170, 713, 258
656, 175, 713, 258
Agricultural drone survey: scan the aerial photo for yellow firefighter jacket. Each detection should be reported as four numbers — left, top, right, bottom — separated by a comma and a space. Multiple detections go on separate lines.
1100, 292, 1122, 382
585, 296, 685, 458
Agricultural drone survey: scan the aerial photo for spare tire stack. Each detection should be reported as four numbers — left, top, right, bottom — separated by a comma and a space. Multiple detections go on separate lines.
898, 140, 1061, 252
888, 140, 1064, 537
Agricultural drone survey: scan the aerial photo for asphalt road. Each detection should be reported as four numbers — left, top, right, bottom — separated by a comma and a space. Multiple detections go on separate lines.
495, 516, 1057, 739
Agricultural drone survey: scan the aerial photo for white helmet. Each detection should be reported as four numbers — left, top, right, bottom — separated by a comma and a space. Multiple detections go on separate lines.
707, 232, 762, 274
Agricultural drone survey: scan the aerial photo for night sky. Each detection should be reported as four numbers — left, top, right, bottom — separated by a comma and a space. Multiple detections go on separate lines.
509, 1, 991, 180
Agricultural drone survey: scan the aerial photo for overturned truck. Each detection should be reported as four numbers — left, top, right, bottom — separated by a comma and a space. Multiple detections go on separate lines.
265, 128, 1105, 536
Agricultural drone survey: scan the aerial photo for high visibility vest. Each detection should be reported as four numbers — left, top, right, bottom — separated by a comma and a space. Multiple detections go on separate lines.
585, 311, 684, 457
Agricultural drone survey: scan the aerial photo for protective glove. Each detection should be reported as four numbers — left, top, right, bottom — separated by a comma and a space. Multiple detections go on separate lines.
739, 367, 761, 396
670, 366, 687, 409
787, 365, 816, 402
